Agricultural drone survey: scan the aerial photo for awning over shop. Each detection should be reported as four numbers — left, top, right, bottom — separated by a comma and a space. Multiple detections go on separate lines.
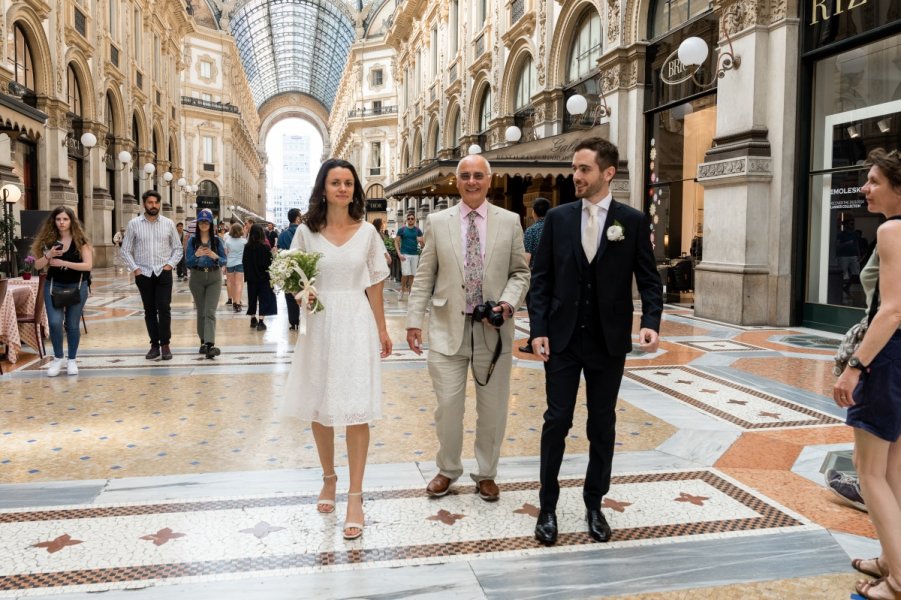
385, 125, 608, 198
0, 93, 46, 139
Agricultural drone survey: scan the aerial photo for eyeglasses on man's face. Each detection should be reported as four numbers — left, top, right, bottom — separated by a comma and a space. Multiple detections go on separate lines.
458, 172, 487, 181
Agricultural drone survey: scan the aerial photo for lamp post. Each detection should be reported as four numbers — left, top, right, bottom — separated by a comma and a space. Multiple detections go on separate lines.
1, 183, 23, 277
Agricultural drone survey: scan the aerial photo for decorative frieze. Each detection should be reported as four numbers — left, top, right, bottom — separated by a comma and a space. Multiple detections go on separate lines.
696, 156, 772, 185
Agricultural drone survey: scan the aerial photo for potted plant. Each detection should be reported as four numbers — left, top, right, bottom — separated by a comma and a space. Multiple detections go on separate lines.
22, 255, 35, 280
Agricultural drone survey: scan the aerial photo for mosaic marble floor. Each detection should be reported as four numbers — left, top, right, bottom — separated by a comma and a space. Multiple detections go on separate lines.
0, 268, 875, 598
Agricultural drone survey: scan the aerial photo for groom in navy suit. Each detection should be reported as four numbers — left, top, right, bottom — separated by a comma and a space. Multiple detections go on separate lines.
528, 137, 663, 544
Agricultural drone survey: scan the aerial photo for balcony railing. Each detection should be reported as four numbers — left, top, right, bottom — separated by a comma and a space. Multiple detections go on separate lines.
181, 96, 240, 114
346, 105, 398, 118
510, 0, 524, 25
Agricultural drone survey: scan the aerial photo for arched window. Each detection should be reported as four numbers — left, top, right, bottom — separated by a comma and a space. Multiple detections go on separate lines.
478, 87, 491, 132
514, 55, 536, 111
650, 0, 711, 39
367, 183, 385, 199
105, 93, 116, 132
451, 108, 461, 147
13, 24, 35, 91
67, 65, 82, 116
430, 124, 440, 158
567, 10, 601, 83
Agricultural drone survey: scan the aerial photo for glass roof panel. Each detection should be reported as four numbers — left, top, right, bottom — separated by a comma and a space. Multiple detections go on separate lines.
230, 0, 358, 109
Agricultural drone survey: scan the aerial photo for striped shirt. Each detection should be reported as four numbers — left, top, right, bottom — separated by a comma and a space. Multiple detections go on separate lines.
121, 214, 184, 276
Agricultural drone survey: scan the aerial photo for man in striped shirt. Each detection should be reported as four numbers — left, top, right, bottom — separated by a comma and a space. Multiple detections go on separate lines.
121, 190, 184, 361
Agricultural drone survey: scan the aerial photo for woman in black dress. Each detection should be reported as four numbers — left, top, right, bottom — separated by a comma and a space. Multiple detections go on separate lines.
242, 223, 277, 331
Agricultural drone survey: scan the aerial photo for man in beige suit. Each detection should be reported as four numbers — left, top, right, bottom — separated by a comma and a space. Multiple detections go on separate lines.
406, 154, 530, 501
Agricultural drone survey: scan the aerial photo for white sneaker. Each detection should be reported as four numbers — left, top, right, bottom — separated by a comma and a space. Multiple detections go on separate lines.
47, 358, 66, 377
67, 359, 79, 376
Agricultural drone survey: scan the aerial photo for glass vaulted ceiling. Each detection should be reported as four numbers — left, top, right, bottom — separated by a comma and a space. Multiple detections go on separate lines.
230, 0, 364, 109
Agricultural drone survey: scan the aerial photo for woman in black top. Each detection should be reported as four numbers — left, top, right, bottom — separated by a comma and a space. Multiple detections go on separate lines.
242, 224, 277, 330
31, 207, 93, 377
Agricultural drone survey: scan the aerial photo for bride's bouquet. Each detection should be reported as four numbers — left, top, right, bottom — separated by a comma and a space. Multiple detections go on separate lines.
268, 249, 325, 314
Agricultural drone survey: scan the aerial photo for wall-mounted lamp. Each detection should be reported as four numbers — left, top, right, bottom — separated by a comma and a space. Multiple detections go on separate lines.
64, 132, 98, 159
505, 126, 522, 143
468, 144, 482, 155
676, 24, 741, 88
139, 162, 156, 181
159, 171, 174, 187
114, 150, 133, 172
565, 81, 612, 128
877, 118, 891, 133
847, 125, 861, 139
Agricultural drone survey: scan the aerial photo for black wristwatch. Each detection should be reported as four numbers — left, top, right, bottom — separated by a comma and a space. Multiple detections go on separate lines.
848, 356, 869, 372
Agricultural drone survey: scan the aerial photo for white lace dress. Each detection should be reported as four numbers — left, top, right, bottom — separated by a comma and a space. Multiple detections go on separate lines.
281, 222, 390, 426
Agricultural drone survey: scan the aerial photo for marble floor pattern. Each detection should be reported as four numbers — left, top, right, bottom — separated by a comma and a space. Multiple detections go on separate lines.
0, 268, 873, 598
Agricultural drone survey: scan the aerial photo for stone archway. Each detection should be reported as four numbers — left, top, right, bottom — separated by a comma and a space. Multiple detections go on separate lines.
258, 92, 331, 161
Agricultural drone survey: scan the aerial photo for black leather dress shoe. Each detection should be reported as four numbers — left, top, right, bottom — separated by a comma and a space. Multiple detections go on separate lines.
534, 510, 558, 545
586, 508, 611, 542
518, 344, 533, 353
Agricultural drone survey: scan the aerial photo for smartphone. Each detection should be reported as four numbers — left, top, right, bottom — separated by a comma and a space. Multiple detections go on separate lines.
53, 242, 63, 250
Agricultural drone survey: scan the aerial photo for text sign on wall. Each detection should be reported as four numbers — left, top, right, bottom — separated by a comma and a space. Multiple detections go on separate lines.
804, 0, 899, 53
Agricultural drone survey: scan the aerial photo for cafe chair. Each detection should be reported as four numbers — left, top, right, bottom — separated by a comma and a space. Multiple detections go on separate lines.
16, 273, 46, 359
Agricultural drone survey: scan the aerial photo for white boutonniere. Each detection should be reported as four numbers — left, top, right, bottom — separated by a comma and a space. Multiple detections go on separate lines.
607, 220, 625, 242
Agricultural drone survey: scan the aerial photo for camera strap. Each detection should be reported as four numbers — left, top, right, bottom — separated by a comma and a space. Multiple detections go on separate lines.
470, 322, 503, 387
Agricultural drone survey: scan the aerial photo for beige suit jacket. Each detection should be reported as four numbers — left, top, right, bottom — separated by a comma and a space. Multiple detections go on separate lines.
406, 202, 530, 356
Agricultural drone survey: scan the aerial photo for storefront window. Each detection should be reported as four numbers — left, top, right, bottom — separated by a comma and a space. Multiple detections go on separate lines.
650, 0, 711, 39
806, 35, 901, 308
646, 94, 716, 262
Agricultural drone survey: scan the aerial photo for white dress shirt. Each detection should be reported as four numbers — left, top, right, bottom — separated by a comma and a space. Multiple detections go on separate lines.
121, 214, 184, 276
581, 193, 613, 254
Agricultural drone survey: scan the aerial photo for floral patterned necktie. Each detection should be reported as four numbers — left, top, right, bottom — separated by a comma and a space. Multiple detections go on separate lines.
464, 211, 483, 308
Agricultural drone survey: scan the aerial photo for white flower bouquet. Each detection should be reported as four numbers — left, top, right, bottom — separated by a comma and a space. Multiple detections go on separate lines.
268, 249, 325, 313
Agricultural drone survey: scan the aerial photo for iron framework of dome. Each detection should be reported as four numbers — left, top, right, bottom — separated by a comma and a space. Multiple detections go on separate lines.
229, 0, 364, 109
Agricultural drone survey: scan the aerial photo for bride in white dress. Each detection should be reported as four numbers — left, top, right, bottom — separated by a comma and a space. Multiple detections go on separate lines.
283, 159, 392, 541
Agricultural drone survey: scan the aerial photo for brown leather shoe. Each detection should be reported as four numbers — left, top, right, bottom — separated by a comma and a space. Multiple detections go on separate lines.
426, 474, 453, 497
476, 479, 500, 502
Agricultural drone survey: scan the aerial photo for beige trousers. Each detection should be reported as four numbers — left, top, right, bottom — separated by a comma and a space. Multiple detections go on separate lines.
427, 319, 513, 482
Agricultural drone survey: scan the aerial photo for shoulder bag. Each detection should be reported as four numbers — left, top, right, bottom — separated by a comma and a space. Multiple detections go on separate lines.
50, 273, 84, 309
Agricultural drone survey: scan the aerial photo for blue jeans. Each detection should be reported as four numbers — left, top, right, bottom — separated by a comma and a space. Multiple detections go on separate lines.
44, 280, 89, 359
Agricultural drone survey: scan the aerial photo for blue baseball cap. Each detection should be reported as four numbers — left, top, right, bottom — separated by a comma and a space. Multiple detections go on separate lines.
197, 209, 214, 223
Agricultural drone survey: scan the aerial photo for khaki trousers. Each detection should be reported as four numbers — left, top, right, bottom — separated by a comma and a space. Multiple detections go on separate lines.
427, 319, 513, 482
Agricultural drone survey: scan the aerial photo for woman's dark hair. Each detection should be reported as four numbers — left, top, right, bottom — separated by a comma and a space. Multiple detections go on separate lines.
31, 206, 91, 257
247, 223, 266, 247
371, 218, 384, 233
867, 148, 901, 192
304, 159, 365, 232
192, 220, 220, 253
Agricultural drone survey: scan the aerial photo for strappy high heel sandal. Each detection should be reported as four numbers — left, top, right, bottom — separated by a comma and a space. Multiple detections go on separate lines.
853, 557, 889, 579
317, 473, 337, 514
343, 492, 364, 540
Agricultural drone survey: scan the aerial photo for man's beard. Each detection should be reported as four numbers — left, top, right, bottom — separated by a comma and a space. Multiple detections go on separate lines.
145, 207, 159, 216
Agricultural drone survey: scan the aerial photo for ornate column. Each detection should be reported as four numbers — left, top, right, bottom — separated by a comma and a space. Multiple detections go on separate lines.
693, 0, 797, 325
39, 99, 78, 209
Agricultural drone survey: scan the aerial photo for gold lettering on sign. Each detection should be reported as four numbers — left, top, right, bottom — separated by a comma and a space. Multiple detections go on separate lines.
811, 0, 868, 24
811, 0, 828, 23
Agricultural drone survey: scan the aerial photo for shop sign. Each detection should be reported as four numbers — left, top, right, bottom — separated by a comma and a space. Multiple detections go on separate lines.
829, 174, 865, 210
366, 199, 387, 211
660, 50, 694, 85
804, 0, 900, 53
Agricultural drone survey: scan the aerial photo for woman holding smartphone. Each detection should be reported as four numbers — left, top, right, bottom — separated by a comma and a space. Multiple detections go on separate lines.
185, 209, 227, 358
31, 207, 93, 377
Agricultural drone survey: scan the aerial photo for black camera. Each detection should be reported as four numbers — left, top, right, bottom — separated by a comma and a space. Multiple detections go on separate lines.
472, 301, 505, 327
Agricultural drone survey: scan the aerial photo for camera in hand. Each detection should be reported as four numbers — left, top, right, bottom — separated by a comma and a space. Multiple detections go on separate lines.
472, 301, 505, 327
